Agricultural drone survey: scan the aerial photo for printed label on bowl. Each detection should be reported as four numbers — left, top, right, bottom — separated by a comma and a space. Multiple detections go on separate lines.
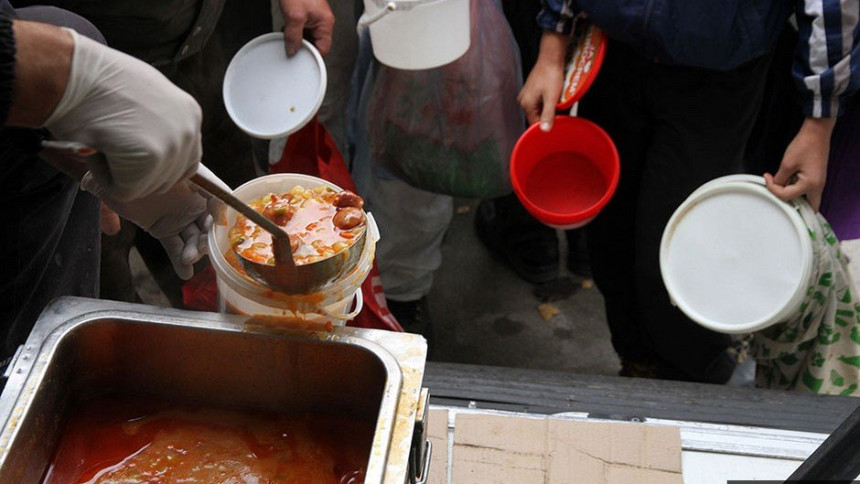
557, 21, 606, 110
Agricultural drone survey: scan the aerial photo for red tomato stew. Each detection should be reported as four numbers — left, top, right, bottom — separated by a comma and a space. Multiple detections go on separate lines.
42, 395, 373, 484
229, 186, 366, 266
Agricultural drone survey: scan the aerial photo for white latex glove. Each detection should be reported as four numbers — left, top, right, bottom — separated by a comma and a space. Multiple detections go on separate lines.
97, 165, 231, 280
43, 28, 202, 202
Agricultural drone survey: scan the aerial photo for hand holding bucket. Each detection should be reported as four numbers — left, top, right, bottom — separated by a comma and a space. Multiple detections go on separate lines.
510, 20, 615, 229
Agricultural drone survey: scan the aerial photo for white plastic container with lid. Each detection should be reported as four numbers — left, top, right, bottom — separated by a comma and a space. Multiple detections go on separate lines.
660, 175, 814, 334
208, 174, 378, 326
359, 0, 470, 70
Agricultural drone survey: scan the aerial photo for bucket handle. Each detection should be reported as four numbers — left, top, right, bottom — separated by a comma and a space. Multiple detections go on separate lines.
358, 2, 397, 27
317, 287, 364, 321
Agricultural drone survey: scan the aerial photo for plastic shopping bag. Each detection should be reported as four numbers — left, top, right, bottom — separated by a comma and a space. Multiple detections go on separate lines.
366, 0, 523, 198
753, 205, 860, 396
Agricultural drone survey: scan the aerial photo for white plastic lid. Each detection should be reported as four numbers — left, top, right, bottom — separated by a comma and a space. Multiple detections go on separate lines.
660, 178, 813, 334
223, 34, 326, 139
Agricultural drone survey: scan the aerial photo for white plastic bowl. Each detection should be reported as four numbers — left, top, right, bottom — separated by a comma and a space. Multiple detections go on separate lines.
223, 34, 326, 139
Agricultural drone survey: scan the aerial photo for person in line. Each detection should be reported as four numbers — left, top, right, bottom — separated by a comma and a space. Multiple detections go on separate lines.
514, 0, 859, 382
0, 6, 221, 371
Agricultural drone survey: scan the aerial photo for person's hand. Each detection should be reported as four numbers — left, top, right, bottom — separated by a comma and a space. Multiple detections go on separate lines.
764, 117, 836, 212
95, 165, 230, 280
518, 31, 567, 131
43, 28, 202, 202
278, 0, 335, 56
100, 204, 122, 236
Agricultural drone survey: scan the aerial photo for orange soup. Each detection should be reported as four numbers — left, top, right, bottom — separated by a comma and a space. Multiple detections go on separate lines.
229, 186, 365, 266
42, 395, 373, 484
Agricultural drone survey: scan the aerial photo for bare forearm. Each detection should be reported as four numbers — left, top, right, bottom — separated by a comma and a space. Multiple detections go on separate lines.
764, 116, 837, 211
799, 116, 836, 140
537, 30, 568, 66
7, 20, 72, 127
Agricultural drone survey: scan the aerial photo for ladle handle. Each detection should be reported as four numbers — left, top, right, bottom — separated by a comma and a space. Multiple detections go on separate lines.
189, 173, 288, 241
190, 173, 297, 266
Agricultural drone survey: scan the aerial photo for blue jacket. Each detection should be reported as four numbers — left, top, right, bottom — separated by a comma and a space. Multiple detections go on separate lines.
540, 0, 860, 117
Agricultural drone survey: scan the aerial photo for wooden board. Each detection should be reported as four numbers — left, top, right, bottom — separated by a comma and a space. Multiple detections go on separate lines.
424, 362, 860, 434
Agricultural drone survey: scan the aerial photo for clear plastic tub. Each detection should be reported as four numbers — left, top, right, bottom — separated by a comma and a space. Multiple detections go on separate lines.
208, 174, 378, 325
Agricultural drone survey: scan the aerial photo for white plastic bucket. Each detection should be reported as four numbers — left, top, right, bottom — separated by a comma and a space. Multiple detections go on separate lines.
208, 174, 379, 326
660, 175, 814, 334
359, 0, 470, 70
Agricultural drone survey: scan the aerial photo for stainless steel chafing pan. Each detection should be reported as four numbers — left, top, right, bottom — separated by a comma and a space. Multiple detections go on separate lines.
0, 297, 429, 483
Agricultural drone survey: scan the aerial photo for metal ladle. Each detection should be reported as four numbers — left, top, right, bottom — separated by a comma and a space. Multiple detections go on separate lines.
190, 173, 367, 294
187, 173, 311, 293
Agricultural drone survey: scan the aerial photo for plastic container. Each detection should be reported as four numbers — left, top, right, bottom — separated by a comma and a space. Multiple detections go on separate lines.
556, 20, 607, 111
660, 175, 814, 334
359, 0, 470, 70
509, 116, 620, 229
223, 34, 326, 139
208, 174, 378, 326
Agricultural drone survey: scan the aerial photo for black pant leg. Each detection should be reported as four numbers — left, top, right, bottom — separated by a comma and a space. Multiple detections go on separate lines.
578, 41, 657, 364
0, 150, 100, 362
634, 54, 774, 382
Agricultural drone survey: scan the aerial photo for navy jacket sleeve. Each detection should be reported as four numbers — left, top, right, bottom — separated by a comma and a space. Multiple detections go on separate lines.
538, 0, 577, 35
794, 0, 860, 118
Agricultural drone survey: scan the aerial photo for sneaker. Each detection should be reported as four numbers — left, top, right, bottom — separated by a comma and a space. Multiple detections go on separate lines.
387, 297, 434, 354
474, 196, 559, 284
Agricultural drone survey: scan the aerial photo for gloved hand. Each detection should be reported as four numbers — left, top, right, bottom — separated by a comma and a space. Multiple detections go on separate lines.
43, 28, 202, 202
96, 165, 232, 280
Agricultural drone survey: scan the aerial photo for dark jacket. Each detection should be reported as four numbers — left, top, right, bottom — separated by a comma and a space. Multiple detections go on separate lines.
540, 0, 860, 117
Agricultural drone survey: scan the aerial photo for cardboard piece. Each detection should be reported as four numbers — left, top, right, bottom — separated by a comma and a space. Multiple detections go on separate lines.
427, 408, 449, 484
449, 413, 683, 484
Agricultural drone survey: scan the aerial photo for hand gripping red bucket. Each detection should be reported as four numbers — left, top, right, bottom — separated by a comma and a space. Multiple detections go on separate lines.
510, 116, 620, 229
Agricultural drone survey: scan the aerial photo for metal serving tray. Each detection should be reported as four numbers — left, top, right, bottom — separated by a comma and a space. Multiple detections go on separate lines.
0, 297, 429, 483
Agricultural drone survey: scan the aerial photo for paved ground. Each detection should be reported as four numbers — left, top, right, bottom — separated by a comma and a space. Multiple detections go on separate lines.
428, 199, 619, 376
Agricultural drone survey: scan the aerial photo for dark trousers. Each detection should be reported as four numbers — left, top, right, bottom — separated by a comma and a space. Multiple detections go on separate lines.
577, 40, 773, 383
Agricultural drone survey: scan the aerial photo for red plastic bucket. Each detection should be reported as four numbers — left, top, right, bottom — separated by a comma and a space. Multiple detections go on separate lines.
510, 116, 620, 229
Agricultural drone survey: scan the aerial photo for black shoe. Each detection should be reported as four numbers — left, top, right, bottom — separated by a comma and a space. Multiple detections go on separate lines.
618, 360, 660, 379
474, 196, 559, 284
387, 297, 433, 354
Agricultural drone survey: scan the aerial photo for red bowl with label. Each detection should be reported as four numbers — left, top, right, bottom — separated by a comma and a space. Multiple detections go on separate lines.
510, 116, 619, 229
556, 20, 607, 111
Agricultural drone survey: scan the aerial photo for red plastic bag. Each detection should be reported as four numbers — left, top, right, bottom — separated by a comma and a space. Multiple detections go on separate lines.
270, 119, 402, 332
181, 264, 219, 311
183, 119, 402, 332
